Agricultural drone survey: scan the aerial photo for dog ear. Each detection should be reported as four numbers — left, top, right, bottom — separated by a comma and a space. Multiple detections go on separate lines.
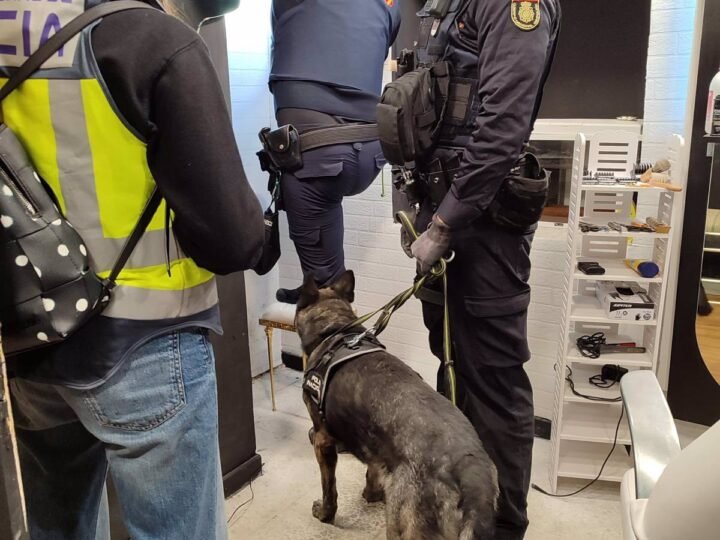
297, 275, 320, 310
331, 270, 355, 303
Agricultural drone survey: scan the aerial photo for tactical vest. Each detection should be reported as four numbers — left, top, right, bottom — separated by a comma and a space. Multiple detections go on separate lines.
0, 3, 217, 321
377, 0, 477, 167
414, 0, 480, 144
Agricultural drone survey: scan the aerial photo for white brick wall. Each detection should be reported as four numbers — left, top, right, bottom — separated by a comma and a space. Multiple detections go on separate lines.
226, 1, 280, 378
226, 1, 699, 419
642, 0, 698, 163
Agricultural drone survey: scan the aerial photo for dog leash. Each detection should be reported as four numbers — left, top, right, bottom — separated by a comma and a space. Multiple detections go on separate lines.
323, 212, 457, 406
397, 211, 457, 406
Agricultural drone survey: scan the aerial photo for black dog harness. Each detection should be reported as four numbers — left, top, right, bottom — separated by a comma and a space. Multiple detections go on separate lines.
303, 332, 385, 413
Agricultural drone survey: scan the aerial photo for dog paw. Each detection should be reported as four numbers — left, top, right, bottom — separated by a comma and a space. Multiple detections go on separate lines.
312, 499, 336, 523
362, 487, 385, 504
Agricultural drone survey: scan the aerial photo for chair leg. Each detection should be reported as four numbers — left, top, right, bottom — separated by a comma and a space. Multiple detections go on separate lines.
265, 326, 277, 411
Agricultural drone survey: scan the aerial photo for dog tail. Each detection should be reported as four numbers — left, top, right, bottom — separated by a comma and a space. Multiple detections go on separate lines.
457, 455, 499, 540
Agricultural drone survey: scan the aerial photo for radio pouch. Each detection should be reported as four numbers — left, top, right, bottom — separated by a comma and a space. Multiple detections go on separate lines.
258, 125, 303, 173
376, 62, 450, 168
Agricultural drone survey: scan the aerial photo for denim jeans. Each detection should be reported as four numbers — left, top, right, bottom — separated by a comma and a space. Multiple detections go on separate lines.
10, 329, 227, 540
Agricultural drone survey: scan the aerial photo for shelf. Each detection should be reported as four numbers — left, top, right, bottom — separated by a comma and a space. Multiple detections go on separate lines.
563, 380, 623, 406
566, 345, 653, 368
577, 217, 670, 239
581, 229, 669, 239
580, 183, 668, 193
558, 440, 633, 483
560, 402, 630, 444
574, 258, 663, 284
570, 296, 657, 326
562, 364, 624, 407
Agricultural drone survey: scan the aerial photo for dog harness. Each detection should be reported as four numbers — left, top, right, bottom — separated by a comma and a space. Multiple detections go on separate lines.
302, 332, 386, 413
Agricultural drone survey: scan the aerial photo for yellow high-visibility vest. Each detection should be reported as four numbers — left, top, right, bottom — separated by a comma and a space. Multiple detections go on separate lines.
0, 8, 216, 321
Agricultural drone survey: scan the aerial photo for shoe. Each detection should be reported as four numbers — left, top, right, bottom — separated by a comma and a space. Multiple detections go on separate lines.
276, 286, 302, 304
308, 427, 348, 454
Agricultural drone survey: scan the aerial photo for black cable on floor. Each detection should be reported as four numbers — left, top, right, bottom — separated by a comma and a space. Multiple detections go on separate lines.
532, 407, 625, 498
227, 478, 255, 525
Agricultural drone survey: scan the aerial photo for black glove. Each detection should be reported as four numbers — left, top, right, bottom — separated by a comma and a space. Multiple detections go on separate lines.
411, 216, 451, 275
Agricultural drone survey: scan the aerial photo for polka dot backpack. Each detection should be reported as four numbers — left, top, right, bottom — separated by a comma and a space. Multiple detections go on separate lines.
0, 1, 155, 357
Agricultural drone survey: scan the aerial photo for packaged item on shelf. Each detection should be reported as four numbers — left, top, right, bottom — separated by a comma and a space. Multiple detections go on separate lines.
646, 217, 671, 233
595, 281, 655, 321
625, 259, 660, 278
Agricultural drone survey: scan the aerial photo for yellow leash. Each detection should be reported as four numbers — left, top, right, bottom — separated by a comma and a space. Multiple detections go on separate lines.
321, 212, 457, 405
395, 211, 457, 406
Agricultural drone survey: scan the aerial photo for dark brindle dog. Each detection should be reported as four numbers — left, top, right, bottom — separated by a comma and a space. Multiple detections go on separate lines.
296, 270, 498, 539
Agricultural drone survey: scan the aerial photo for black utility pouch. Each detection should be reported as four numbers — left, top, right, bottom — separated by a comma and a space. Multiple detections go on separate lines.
253, 178, 281, 276
423, 158, 451, 206
258, 125, 303, 173
488, 153, 549, 233
376, 61, 449, 168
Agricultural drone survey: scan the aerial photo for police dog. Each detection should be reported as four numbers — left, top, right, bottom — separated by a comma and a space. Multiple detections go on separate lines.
296, 270, 498, 539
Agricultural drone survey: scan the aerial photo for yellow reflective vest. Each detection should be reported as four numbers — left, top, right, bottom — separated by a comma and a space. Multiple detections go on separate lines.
0, 7, 217, 321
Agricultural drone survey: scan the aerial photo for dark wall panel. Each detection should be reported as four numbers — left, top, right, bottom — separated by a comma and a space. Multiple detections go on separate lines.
394, 0, 651, 120
539, 0, 651, 119
669, 0, 720, 427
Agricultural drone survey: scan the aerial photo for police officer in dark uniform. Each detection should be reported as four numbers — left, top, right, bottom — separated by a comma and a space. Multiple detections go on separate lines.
270, 0, 401, 303
400, 1, 561, 538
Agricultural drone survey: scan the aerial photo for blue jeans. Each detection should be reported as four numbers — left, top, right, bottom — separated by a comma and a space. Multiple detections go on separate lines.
10, 329, 227, 540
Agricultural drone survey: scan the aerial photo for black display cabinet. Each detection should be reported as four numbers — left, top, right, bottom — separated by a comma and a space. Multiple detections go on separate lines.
667, 0, 720, 427
201, 18, 262, 498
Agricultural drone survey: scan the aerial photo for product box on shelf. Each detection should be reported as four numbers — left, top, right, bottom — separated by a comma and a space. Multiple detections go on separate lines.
595, 281, 655, 321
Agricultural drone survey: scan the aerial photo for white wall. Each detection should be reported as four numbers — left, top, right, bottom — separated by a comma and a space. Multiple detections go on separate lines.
641, 0, 698, 386
225, 0, 700, 418
226, 0, 280, 378
642, 0, 698, 163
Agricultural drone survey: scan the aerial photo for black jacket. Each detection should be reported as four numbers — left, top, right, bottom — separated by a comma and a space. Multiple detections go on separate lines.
432, 0, 561, 229
93, 6, 264, 273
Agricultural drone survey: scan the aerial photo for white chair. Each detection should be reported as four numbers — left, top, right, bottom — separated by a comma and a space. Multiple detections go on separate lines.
258, 302, 305, 411
619, 370, 720, 539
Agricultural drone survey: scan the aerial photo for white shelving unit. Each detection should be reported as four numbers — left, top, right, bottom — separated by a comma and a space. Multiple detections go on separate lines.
549, 133, 684, 492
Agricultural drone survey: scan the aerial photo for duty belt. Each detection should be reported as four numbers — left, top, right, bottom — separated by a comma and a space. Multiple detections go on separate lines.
299, 123, 379, 153
303, 332, 386, 414
258, 123, 379, 176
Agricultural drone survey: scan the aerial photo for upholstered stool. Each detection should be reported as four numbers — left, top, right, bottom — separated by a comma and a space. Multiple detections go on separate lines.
258, 302, 306, 411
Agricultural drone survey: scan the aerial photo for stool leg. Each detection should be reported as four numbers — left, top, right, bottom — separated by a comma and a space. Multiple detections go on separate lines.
265, 326, 277, 412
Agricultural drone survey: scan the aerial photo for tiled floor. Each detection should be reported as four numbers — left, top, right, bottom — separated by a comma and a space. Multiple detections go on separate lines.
226, 366, 626, 539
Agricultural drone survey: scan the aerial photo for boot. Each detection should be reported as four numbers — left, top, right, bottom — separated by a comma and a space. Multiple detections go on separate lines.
276, 286, 302, 304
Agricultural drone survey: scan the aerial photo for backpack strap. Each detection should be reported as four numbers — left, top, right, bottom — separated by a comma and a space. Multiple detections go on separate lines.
104, 188, 163, 289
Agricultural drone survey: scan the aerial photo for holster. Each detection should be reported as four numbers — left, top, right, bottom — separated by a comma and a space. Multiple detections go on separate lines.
488, 153, 549, 233
396, 48, 416, 77
258, 125, 303, 173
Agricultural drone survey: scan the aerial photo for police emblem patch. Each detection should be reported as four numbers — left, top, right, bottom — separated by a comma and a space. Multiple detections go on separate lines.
385, 0, 395, 6
511, 0, 541, 31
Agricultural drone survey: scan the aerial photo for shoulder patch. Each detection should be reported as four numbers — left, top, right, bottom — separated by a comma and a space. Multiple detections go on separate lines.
511, 0, 541, 31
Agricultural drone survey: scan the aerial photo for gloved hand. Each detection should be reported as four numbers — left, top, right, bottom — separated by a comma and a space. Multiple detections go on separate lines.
411, 216, 451, 275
